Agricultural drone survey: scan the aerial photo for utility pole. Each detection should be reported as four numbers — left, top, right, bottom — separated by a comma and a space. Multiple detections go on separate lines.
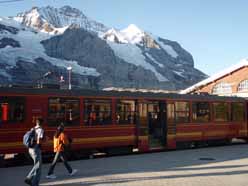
67, 66, 72, 90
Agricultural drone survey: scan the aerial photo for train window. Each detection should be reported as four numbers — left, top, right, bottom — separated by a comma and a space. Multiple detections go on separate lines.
192, 102, 210, 123
0, 97, 25, 124
147, 102, 159, 123
48, 98, 80, 126
175, 102, 189, 123
84, 99, 112, 126
116, 100, 137, 125
231, 103, 244, 122
213, 102, 229, 122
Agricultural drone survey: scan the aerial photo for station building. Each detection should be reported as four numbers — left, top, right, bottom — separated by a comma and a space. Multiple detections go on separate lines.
181, 59, 248, 97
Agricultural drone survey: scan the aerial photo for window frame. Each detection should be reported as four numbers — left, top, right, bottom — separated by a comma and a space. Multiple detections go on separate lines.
174, 101, 190, 124
237, 79, 248, 92
84, 98, 112, 126
231, 102, 245, 122
212, 82, 232, 95
212, 102, 230, 122
116, 99, 137, 125
0, 96, 25, 125
47, 97, 80, 126
192, 101, 210, 123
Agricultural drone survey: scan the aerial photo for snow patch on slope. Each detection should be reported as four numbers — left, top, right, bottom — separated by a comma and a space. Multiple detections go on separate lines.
146, 53, 164, 68
156, 38, 178, 58
108, 41, 168, 82
173, 70, 185, 77
0, 17, 100, 76
0, 69, 11, 79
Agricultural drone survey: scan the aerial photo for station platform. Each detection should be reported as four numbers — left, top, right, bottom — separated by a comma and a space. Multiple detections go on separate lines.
1, 144, 248, 186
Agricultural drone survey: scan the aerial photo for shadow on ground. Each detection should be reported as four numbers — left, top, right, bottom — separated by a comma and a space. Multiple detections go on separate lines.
39, 144, 248, 186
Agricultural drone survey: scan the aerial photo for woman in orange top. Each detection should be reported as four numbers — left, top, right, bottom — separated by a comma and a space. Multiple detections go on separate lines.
46, 123, 77, 179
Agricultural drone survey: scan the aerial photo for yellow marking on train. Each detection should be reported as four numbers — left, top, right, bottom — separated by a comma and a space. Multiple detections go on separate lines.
138, 136, 148, 141
176, 132, 202, 137
239, 130, 247, 135
167, 135, 176, 139
73, 136, 136, 144
205, 131, 232, 136
0, 142, 23, 148
0, 136, 136, 148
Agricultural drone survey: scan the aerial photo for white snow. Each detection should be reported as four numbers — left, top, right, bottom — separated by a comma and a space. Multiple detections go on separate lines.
0, 17, 100, 77
173, 70, 185, 77
156, 38, 178, 58
0, 17, 24, 29
14, 6, 108, 35
102, 28, 128, 43
120, 24, 145, 44
103, 87, 175, 93
181, 59, 248, 94
146, 53, 164, 68
14, 8, 41, 28
0, 69, 11, 79
101, 24, 145, 45
103, 26, 179, 59
107, 41, 168, 82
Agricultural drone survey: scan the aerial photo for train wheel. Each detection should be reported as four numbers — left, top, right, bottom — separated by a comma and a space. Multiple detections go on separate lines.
0, 154, 4, 167
196, 141, 208, 148
106, 146, 133, 156
224, 139, 232, 145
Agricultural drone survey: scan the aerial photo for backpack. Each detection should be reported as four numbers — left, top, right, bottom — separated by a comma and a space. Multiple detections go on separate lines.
23, 128, 36, 148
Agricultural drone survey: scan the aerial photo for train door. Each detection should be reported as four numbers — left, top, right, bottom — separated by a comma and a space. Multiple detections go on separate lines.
166, 102, 176, 149
147, 101, 167, 149
137, 101, 149, 152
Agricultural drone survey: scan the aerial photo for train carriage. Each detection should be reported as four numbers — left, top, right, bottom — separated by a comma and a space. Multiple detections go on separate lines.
0, 87, 247, 157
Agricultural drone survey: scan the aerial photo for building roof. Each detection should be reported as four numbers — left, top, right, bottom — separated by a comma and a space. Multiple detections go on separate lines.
181, 59, 248, 94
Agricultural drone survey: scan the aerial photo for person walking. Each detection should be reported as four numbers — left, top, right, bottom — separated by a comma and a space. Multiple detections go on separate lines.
46, 123, 77, 179
25, 118, 44, 186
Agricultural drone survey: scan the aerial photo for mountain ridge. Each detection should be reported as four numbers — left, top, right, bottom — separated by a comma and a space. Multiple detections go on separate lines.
0, 5, 207, 90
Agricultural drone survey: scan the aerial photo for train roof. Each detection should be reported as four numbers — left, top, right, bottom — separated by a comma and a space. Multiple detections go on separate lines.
0, 87, 246, 102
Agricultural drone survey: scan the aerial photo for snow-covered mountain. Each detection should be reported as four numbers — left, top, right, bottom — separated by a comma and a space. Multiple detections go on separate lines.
102, 24, 160, 50
13, 6, 108, 34
103, 24, 146, 44
0, 6, 207, 90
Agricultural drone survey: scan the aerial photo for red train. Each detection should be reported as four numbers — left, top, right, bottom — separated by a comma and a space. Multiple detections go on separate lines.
0, 87, 247, 157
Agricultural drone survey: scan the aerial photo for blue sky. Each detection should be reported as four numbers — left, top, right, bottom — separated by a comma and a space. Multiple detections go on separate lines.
0, 0, 247, 76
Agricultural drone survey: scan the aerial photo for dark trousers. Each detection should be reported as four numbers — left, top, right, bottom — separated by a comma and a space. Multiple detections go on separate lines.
48, 151, 72, 175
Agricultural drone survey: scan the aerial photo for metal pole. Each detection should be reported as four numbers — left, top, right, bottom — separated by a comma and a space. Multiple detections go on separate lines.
68, 70, 71, 90
67, 66, 72, 90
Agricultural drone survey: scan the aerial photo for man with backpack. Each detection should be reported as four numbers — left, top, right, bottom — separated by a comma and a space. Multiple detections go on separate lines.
24, 118, 44, 186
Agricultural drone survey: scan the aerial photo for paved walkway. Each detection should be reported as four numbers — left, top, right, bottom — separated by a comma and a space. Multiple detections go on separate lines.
1, 144, 248, 186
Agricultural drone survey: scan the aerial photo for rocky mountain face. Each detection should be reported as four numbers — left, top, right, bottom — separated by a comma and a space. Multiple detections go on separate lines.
0, 6, 207, 90
13, 6, 108, 34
